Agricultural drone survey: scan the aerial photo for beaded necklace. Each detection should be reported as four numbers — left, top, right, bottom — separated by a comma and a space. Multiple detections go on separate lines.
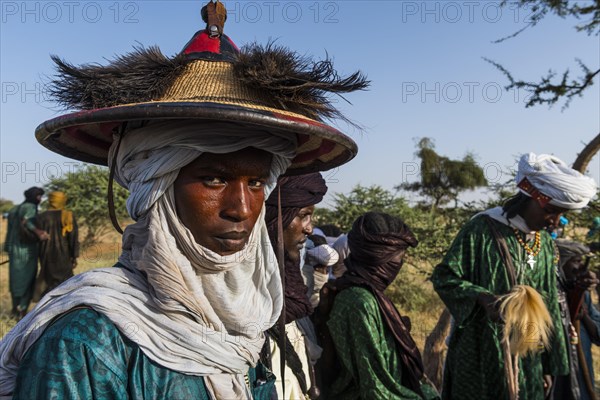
513, 229, 541, 269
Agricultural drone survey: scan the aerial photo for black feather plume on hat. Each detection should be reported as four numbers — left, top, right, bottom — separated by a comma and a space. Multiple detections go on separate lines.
233, 42, 370, 124
46, 41, 369, 126
48, 46, 187, 110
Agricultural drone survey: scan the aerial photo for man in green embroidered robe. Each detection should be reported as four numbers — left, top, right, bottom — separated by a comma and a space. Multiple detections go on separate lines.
432, 152, 597, 400
324, 212, 439, 399
4, 187, 48, 319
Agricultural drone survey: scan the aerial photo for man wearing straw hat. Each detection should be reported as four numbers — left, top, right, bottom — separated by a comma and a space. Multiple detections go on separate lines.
0, 1, 368, 398
432, 153, 597, 400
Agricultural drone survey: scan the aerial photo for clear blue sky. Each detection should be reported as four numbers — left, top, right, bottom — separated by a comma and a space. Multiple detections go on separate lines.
1, 1, 599, 208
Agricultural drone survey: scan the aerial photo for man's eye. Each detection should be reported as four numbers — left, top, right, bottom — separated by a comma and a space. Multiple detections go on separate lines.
202, 177, 225, 185
299, 214, 312, 222
249, 180, 265, 189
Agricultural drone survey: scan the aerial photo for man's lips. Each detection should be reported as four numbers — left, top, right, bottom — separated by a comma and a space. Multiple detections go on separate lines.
213, 231, 249, 251
218, 231, 248, 240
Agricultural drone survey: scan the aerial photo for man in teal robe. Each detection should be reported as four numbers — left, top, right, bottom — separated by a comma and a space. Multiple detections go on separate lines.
432, 152, 597, 400
4, 187, 47, 319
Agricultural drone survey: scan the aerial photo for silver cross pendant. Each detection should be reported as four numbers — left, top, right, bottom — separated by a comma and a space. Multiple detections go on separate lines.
527, 254, 536, 269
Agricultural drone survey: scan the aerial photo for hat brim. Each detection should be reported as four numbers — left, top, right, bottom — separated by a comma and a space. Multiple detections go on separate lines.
35, 101, 358, 175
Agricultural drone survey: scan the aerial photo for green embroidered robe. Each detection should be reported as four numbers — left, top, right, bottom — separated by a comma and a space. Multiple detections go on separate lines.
327, 286, 439, 400
431, 216, 569, 400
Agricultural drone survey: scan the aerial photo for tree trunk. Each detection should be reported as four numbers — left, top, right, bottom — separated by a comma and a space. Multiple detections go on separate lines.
573, 133, 600, 173
422, 308, 452, 391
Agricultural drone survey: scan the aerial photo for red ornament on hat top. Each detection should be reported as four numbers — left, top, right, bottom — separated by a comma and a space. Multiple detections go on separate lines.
181, 0, 238, 62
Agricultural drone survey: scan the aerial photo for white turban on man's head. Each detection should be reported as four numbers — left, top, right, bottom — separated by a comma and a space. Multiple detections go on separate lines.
306, 244, 339, 267
516, 153, 597, 210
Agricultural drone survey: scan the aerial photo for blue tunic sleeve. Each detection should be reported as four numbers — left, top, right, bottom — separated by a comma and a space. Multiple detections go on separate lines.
13, 308, 130, 399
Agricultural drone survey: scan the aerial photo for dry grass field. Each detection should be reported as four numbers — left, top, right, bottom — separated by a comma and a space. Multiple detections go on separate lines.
0, 218, 598, 394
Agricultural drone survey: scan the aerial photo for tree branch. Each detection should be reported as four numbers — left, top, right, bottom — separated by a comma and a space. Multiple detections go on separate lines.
484, 57, 599, 109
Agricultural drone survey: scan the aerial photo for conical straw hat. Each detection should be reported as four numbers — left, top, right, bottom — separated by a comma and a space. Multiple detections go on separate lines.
36, 0, 368, 174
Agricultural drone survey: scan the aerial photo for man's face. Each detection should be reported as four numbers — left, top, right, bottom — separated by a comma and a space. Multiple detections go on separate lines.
562, 255, 584, 281
521, 200, 567, 232
283, 205, 315, 263
174, 147, 272, 256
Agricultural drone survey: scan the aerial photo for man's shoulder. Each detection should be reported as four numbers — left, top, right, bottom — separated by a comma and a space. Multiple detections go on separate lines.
41, 307, 128, 351
457, 214, 499, 235
336, 286, 377, 309
36, 209, 59, 221
15, 202, 37, 218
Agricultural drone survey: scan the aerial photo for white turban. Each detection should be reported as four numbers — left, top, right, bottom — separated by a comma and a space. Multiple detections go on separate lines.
306, 244, 339, 267
516, 153, 597, 210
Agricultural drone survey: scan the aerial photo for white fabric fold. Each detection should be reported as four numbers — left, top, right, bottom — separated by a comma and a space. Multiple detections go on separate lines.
475, 206, 533, 233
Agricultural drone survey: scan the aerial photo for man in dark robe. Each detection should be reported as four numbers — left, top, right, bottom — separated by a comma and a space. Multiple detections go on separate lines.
34, 191, 79, 296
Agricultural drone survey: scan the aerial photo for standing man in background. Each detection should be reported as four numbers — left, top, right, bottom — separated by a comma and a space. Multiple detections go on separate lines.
432, 153, 597, 400
4, 187, 48, 319
34, 191, 79, 297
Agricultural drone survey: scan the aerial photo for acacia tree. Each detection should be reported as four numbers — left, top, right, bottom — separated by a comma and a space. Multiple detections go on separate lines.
44, 165, 129, 245
486, 0, 600, 109
397, 138, 488, 209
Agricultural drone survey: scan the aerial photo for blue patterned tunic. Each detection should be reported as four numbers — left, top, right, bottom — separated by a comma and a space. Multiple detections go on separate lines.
13, 308, 275, 399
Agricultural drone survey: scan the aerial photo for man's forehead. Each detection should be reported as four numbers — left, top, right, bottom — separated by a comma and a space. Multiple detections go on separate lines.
193, 148, 272, 173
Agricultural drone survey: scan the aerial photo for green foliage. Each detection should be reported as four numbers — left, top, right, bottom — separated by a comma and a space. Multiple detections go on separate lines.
314, 184, 410, 231
0, 198, 14, 214
386, 271, 444, 314
397, 138, 488, 209
315, 183, 477, 312
44, 164, 129, 245
560, 190, 600, 242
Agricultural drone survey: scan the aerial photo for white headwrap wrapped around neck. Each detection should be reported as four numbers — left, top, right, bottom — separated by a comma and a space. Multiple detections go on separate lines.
0, 120, 297, 399
516, 152, 597, 210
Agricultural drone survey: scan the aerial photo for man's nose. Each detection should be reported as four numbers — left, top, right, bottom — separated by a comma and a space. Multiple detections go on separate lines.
303, 218, 313, 235
221, 182, 252, 222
